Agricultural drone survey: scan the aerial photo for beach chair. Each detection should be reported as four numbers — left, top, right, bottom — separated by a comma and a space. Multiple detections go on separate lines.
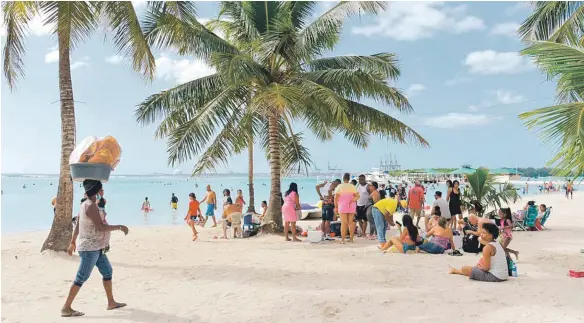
242, 213, 260, 238
539, 206, 552, 230
523, 205, 538, 230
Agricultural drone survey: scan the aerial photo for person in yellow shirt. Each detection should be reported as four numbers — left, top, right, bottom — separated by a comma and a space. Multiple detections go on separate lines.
371, 192, 398, 246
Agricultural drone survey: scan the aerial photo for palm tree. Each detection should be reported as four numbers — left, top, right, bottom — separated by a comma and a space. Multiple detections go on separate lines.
2, 1, 156, 251
461, 168, 520, 217
136, 1, 429, 230
518, 2, 584, 176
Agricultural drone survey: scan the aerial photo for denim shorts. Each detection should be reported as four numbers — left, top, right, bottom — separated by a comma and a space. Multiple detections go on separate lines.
74, 250, 113, 287
418, 242, 445, 254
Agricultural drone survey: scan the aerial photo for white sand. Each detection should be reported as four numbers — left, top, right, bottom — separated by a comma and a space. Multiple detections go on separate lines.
2, 193, 584, 323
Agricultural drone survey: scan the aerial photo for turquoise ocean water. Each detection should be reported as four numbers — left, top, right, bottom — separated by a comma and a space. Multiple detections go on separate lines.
1, 174, 579, 233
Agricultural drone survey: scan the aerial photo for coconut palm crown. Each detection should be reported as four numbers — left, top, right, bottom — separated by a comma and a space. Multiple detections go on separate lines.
135, 1, 429, 227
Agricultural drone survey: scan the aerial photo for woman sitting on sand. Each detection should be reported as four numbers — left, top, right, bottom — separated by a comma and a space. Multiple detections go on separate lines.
449, 223, 508, 282
380, 214, 421, 253
416, 207, 454, 254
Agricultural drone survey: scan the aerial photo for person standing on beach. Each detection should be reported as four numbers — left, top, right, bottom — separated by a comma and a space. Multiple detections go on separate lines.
356, 175, 370, 237
51, 196, 57, 215
566, 180, 574, 200
335, 173, 360, 243
432, 191, 451, 227
447, 180, 463, 229
316, 179, 340, 241
170, 193, 178, 210
407, 181, 425, 227
201, 185, 218, 227
184, 193, 201, 241
61, 180, 128, 317
221, 199, 242, 239
282, 183, 302, 242
366, 182, 381, 240
235, 189, 246, 207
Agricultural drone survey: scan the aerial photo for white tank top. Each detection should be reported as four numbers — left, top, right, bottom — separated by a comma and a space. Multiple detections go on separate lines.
357, 184, 370, 206
77, 199, 110, 252
488, 241, 509, 280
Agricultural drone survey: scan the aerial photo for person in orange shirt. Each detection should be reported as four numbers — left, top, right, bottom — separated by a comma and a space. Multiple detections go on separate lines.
184, 193, 202, 241
407, 181, 426, 227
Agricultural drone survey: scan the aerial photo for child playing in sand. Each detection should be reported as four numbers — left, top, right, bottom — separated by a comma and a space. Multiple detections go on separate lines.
184, 193, 202, 241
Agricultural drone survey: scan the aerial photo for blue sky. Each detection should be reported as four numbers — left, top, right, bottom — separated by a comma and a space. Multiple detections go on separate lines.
1, 1, 558, 175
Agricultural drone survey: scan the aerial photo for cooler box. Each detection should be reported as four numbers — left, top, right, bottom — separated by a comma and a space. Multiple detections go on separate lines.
307, 231, 322, 243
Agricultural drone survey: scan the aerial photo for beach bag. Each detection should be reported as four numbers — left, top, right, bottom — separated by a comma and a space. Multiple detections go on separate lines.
462, 235, 482, 254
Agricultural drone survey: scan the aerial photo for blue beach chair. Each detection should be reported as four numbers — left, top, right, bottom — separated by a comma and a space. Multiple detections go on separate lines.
523, 205, 538, 230
539, 206, 552, 229
242, 213, 260, 238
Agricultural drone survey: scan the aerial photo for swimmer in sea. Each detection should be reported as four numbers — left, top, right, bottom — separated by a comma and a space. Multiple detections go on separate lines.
141, 197, 151, 213
170, 193, 178, 210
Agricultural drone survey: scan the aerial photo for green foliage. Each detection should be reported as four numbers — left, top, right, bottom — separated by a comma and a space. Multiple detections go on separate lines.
136, 1, 429, 177
461, 168, 520, 216
519, 2, 584, 177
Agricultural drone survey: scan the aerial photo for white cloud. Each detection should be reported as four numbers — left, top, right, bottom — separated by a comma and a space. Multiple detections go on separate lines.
28, 13, 54, 36
131, 0, 147, 8
71, 57, 90, 70
424, 113, 496, 128
155, 54, 215, 84
490, 22, 520, 38
495, 90, 526, 104
464, 50, 533, 75
44, 47, 59, 63
351, 2, 485, 41
105, 55, 124, 64
406, 84, 426, 97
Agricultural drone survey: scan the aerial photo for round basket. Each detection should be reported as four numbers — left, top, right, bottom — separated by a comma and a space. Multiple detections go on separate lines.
70, 163, 112, 183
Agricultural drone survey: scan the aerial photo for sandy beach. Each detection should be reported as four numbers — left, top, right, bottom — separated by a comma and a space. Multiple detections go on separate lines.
2, 193, 584, 323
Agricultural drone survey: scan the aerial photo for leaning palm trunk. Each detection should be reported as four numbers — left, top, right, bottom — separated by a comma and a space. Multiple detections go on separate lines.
246, 131, 256, 213
264, 113, 283, 231
41, 34, 75, 252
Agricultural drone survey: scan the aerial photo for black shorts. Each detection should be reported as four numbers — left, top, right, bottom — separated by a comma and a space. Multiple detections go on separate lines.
356, 205, 367, 221
190, 216, 198, 222
322, 207, 334, 222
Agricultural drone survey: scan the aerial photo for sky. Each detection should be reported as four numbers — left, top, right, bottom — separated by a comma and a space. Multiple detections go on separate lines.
0, 1, 559, 175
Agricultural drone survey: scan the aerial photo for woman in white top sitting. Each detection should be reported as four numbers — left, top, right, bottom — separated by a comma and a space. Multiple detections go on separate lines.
448, 222, 509, 282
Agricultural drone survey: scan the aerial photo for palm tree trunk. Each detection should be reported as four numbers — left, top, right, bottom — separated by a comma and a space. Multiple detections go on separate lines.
41, 32, 75, 252
246, 131, 256, 213
264, 113, 283, 231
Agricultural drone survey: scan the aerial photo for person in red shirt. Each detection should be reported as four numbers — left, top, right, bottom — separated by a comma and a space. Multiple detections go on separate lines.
184, 193, 202, 241
407, 181, 426, 227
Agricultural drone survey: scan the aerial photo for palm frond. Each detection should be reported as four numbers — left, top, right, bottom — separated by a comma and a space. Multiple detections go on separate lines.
135, 74, 226, 128
521, 41, 584, 97
165, 85, 248, 166
2, 1, 38, 90
343, 100, 428, 147
41, 1, 97, 50
142, 1, 238, 59
94, 1, 156, 80
305, 53, 401, 80
300, 68, 411, 112
297, 1, 387, 59
519, 1, 584, 44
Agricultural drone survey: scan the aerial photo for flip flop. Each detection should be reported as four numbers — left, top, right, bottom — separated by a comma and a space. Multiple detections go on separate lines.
568, 270, 584, 278
107, 303, 127, 311
61, 310, 85, 317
